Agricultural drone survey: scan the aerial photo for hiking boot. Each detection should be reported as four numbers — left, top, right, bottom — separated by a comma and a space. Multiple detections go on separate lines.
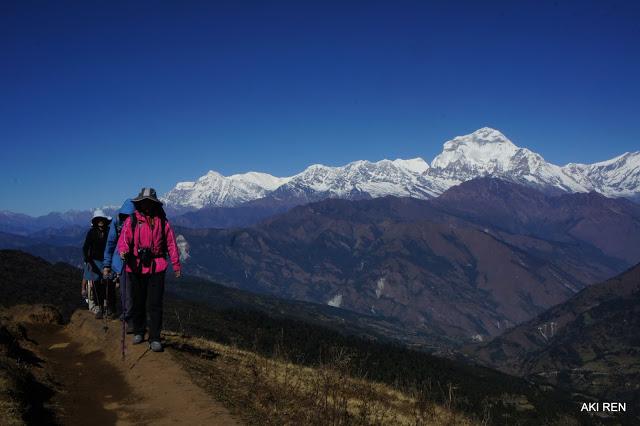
132, 334, 144, 345
149, 341, 163, 352
95, 309, 103, 320
105, 308, 115, 320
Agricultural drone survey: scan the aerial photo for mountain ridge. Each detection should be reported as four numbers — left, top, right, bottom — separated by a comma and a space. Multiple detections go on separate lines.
2, 128, 638, 227
161, 127, 640, 210
174, 178, 640, 345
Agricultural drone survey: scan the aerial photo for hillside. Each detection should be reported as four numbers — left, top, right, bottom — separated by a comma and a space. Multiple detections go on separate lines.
165, 274, 457, 349
434, 178, 640, 264
2, 178, 639, 350
176, 179, 639, 344
0, 232, 82, 268
0, 250, 598, 425
0, 250, 83, 320
473, 263, 640, 416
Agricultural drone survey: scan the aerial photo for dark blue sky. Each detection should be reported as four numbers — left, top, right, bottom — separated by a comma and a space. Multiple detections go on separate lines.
2, 1, 639, 215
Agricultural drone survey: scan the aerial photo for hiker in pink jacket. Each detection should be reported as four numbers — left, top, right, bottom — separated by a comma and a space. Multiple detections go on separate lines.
117, 188, 181, 352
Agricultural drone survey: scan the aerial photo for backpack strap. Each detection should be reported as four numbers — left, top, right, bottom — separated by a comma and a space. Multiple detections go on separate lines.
127, 215, 140, 273
129, 214, 138, 253
160, 216, 168, 257
115, 218, 124, 238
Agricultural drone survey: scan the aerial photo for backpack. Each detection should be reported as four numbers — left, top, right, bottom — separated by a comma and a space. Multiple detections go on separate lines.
128, 211, 169, 258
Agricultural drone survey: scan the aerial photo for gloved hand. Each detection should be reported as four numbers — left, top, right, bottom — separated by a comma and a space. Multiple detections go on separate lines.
103, 267, 111, 278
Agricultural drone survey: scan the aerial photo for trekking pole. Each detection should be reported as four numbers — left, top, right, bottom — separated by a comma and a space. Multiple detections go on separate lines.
103, 276, 111, 332
82, 262, 89, 305
96, 276, 109, 333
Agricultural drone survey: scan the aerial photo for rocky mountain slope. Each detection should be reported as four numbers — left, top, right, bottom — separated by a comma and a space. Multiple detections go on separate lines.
472, 263, 640, 414
176, 179, 640, 345
432, 177, 640, 265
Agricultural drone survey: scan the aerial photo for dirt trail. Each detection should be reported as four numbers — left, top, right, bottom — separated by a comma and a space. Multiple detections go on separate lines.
27, 309, 241, 425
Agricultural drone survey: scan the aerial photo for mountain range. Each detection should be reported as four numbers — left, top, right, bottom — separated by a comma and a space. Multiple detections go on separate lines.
2, 127, 638, 232
163, 127, 640, 210
3, 176, 638, 347
175, 178, 640, 346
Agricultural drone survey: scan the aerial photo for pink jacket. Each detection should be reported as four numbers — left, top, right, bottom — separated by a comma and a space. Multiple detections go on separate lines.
117, 211, 181, 274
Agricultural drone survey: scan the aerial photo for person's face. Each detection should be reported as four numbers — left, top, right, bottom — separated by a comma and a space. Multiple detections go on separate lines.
97, 219, 106, 228
138, 200, 154, 215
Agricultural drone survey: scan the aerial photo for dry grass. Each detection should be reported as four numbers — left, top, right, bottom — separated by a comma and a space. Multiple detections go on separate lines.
0, 373, 25, 426
0, 313, 57, 426
166, 333, 480, 425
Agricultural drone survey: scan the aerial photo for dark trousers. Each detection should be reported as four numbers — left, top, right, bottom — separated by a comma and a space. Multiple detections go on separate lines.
128, 271, 165, 341
93, 278, 116, 312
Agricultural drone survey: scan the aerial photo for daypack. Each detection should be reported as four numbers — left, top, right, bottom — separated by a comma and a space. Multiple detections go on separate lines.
115, 217, 126, 237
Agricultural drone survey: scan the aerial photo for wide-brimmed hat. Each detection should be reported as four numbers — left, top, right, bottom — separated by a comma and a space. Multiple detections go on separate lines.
132, 187, 163, 205
91, 209, 112, 225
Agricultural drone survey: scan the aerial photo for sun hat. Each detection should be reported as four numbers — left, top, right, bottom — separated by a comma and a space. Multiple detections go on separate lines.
91, 209, 112, 225
131, 187, 163, 205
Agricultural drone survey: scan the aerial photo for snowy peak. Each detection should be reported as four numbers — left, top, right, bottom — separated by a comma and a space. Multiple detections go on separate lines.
161, 128, 640, 209
228, 171, 290, 191
391, 157, 430, 174
162, 170, 289, 209
428, 128, 588, 194
567, 151, 640, 171
432, 128, 520, 172
162, 156, 435, 209
446, 127, 515, 149
563, 151, 640, 198
276, 157, 433, 200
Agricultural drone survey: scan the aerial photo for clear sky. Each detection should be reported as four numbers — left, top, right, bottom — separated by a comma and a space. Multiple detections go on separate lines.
1, 0, 639, 215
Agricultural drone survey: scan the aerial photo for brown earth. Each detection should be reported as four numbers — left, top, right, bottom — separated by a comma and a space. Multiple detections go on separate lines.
17, 307, 241, 425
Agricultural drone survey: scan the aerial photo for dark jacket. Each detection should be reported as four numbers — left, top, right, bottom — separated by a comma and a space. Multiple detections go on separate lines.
83, 226, 108, 263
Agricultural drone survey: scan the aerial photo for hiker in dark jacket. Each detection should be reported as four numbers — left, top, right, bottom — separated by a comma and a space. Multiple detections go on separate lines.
102, 199, 136, 330
117, 188, 181, 352
82, 209, 113, 319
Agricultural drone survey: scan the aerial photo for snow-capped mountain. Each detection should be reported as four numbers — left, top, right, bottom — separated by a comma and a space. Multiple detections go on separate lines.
163, 158, 437, 208
427, 127, 587, 193
161, 128, 640, 209
268, 158, 437, 203
563, 152, 640, 200
162, 171, 290, 209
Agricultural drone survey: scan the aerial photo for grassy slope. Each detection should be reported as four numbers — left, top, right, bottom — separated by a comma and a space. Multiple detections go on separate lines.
0, 250, 599, 425
163, 294, 594, 425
